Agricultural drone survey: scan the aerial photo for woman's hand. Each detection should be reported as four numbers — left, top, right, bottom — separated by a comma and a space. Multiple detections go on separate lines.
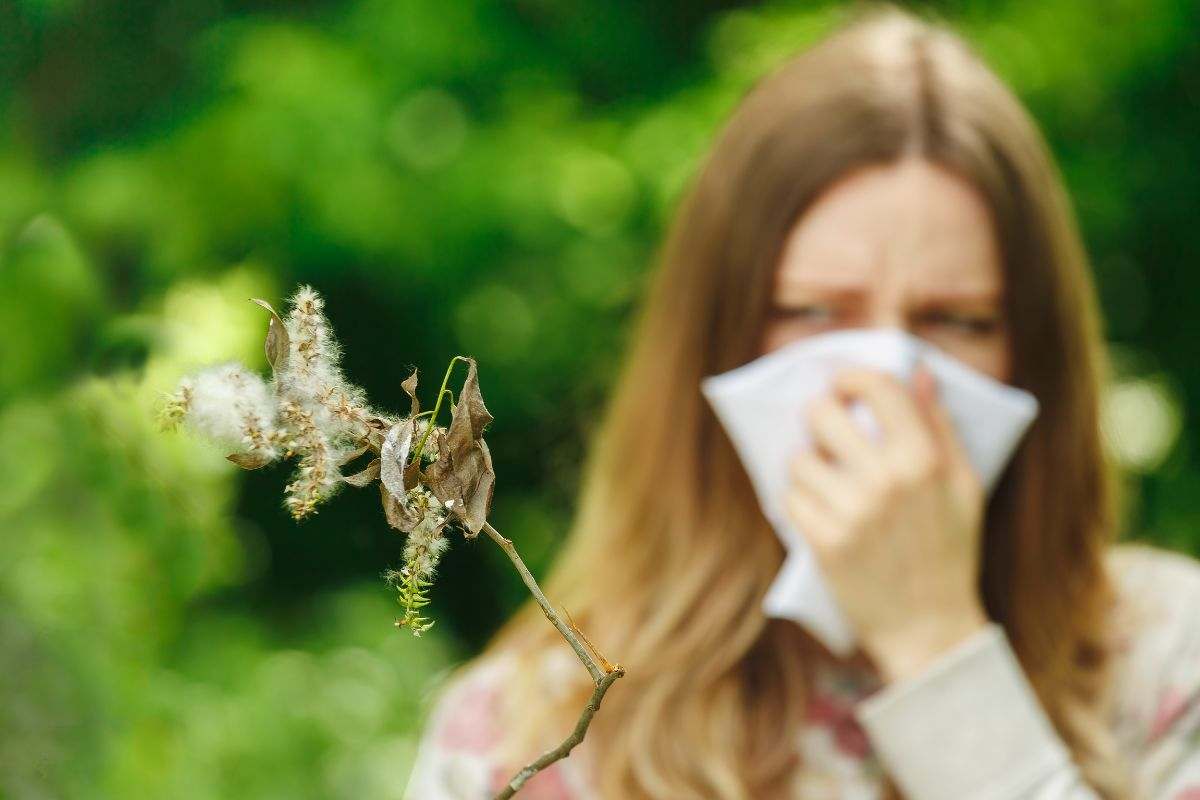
785, 363, 990, 684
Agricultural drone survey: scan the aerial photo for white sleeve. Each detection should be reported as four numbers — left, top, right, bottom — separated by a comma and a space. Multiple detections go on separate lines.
852, 622, 1103, 799
1120, 547, 1200, 799
854, 573, 1200, 800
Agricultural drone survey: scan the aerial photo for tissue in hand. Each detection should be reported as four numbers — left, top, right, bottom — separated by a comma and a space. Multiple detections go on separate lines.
699, 327, 1039, 657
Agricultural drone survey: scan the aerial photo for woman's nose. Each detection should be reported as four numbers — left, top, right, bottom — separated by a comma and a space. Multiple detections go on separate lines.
862, 308, 910, 334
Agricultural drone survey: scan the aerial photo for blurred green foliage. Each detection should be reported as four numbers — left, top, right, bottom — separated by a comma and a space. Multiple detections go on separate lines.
1, 0, 1196, 797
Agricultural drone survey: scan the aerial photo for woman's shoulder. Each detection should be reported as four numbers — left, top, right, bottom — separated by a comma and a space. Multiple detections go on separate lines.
1107, 539, 1200, 591
1106, 541, 1200, 652
1103, 541, 1200, 749
404, 647, 591, 800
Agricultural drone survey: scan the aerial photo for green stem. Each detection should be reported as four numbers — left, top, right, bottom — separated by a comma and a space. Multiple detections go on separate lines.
411, 356, 468, 464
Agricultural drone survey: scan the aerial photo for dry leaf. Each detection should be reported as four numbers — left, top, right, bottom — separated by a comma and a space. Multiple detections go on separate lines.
401, 369, 420, 416
362, 416, 399, 455
380, 418, 414, 502
251, 298, 289, 374
403, 449, 423, 490
364, 415, 393, 432
380, 482, 421, 533
227, 452, 273, 470
461, 439, 495, 535
380, 482, 404, 529
456, 357, 493, 439
336, 444, 370, 466
342, 458, 380, 487
421, 358, 495, 536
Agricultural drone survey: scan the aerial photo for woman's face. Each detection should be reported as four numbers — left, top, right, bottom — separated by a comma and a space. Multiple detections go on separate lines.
762, 158, 1012, 382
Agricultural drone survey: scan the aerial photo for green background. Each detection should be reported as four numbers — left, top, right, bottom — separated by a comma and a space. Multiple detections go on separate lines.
2, 0, 1196, 796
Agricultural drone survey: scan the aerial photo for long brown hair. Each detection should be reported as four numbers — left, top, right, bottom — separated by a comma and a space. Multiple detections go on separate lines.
473, 2, 1129, 797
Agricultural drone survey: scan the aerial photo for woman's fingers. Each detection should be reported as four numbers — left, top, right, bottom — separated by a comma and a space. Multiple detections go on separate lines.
805, 393, 879, 478
831, 367, 935, 462
790, 448, 858, 517
912, 361, 982, 497
784, 483, 839, 549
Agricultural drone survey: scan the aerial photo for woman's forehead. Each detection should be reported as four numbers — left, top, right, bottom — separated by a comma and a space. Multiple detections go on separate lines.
774, 160, 1004, 297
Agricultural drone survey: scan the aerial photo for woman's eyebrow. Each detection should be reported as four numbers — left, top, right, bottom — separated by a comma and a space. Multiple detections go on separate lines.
772, 281, 868, 303
912, 286, 1003, 306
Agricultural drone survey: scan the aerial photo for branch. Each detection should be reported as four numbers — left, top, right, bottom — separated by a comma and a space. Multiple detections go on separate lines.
493, 668, 623, 800
164, 293, 626, 799
482, 522, 625, 799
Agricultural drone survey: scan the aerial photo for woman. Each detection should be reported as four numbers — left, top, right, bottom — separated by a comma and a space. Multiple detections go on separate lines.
405, 3, 1200, 798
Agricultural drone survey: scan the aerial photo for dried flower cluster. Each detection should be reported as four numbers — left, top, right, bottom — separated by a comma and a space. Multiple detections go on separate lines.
159, 284, 622, 799
160, 362, 283, 462
159, 285, 495, 635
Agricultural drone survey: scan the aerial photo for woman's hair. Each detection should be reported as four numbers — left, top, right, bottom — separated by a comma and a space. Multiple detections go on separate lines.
471, 2, 1130, 797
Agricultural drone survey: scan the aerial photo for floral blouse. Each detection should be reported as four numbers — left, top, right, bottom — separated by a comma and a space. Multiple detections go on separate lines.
404, 542, 1200, 799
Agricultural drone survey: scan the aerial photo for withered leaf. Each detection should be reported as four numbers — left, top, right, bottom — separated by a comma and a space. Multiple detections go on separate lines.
227, 452, 273, 470
403, 451, 422, 492
401, 369, 420, 416
380, 482, 404, 530
421, 358, 495, 536
463, 439, 494, 535
364, 415, 393, 432
380, 417, 415, 502
365, 426, 386, 452
380, 482, 422, 533
336, 444, 370, 466
251, 298, 290, 374
457, 357, 493, 440
342, 458, 380, 487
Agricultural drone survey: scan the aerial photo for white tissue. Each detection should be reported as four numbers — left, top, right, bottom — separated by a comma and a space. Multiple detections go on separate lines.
700, 327, 1038, 657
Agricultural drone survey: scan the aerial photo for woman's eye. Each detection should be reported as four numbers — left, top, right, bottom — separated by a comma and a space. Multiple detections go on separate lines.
925, 311, 998, 334
775, 304, 836, 323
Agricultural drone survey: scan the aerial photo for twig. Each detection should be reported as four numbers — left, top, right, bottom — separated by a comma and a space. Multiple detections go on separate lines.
165, 293, 625, 799
493, 669, 624, 800
563, 606, 615, 673
482, 522, 625, 799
